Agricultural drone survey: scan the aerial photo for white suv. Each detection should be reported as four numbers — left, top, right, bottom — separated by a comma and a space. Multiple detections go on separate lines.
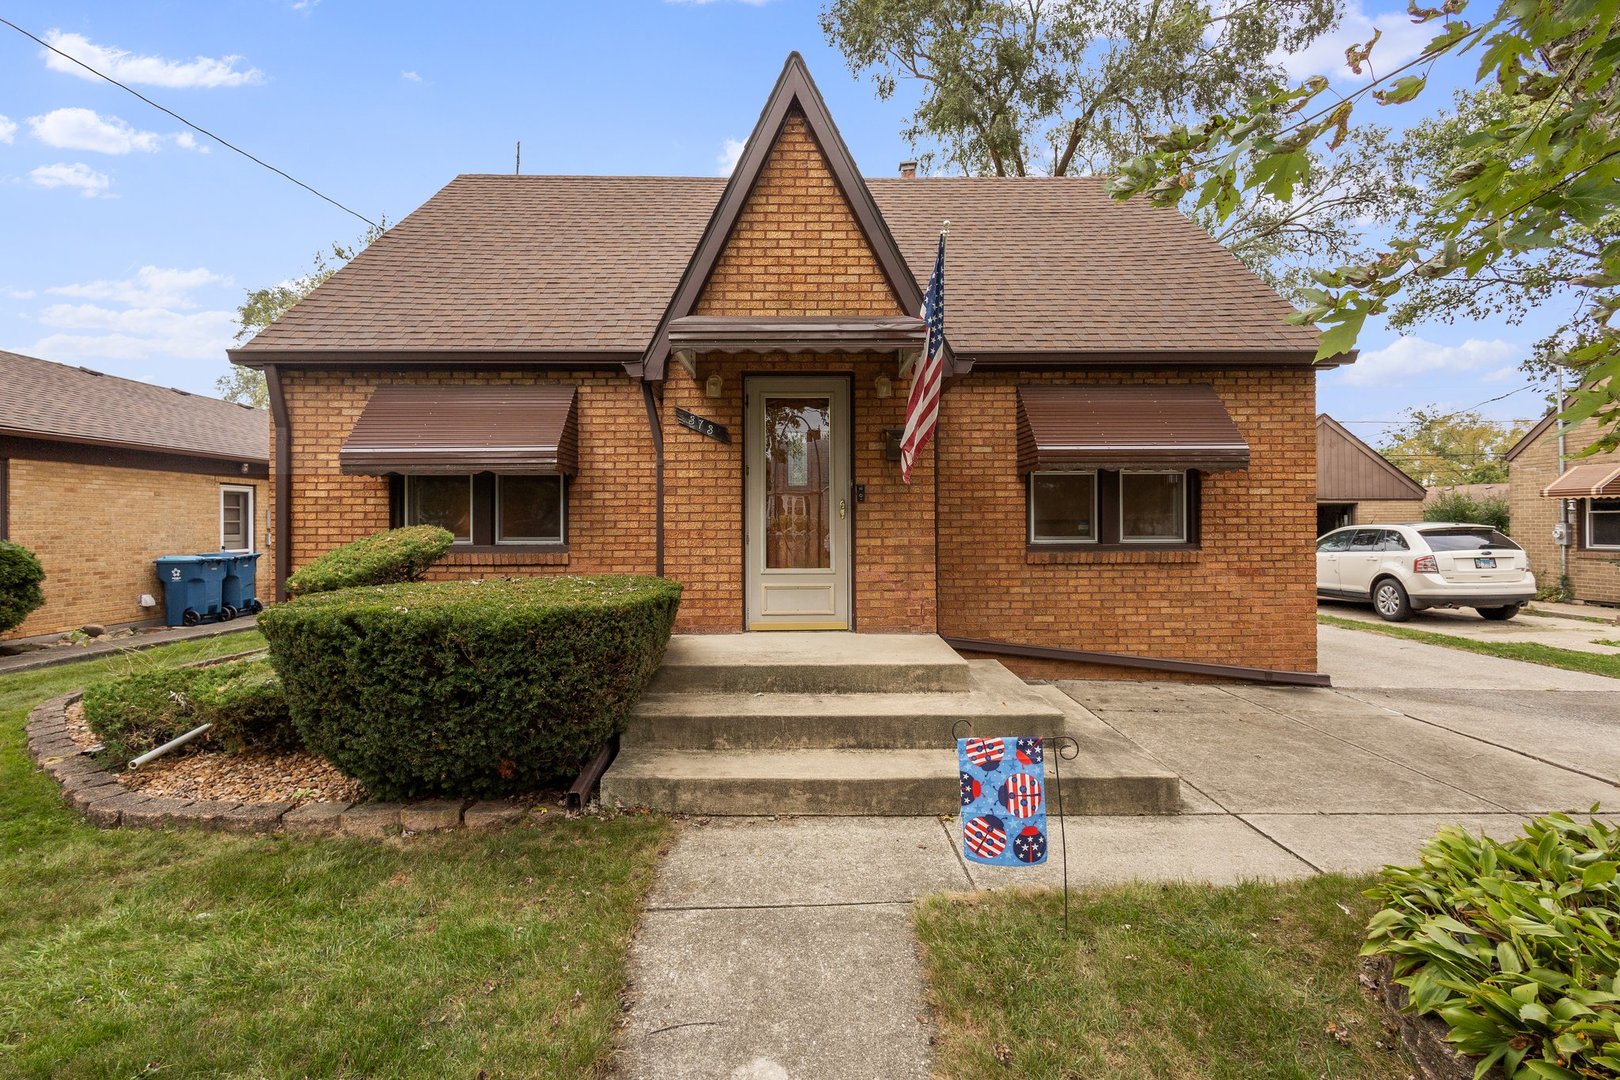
1316, 522, 1536, 622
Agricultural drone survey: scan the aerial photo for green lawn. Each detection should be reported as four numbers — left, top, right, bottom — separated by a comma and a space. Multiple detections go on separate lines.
917, 876, 1411, 1080
1318, 612, 1620, 679
0, 633, 669, 1079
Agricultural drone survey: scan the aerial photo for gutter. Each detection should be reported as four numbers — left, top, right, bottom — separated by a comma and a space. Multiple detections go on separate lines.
941, 635, 1332, 687
264, 365, 292, 603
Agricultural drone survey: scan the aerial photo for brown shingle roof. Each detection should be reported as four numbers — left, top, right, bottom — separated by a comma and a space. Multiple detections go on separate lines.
0, 350, 268, 464
233, 174, 1319, 362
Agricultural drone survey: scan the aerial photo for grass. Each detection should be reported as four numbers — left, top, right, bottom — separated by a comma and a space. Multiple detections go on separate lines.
1318, 612, 1620, 679
0, 632, 669, 1079
917, 876, 1411, 1080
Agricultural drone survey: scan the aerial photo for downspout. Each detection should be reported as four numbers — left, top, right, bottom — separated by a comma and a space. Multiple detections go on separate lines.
264, 365, 293, 602
641, 381, 665, 577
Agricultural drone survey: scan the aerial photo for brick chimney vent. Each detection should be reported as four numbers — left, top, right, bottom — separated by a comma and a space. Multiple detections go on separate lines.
899, 160, 918, 179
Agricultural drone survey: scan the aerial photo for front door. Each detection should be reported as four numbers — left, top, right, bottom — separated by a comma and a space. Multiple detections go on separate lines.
745, 376, 851, 630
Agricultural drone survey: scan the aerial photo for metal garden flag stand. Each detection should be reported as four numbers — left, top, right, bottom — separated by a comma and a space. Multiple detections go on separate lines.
954, 719, 1080, 935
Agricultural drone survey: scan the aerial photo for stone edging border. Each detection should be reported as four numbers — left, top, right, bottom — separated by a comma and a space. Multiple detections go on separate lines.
1362, 957, 1506, 1080
26, 692, 535, 838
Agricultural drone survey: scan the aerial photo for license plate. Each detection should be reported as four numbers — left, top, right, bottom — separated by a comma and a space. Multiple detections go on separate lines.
1475, 557, 1496, 569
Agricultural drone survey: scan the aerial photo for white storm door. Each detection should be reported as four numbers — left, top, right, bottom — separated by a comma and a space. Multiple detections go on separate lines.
745, 377, 851, 630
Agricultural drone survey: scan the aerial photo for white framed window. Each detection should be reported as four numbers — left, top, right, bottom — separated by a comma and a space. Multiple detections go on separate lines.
1028, 472, 1097, 544
1587, 498, 1620, 550
496, 475, 565, 544
1120, 471, 1187, 542
405, 475, 473, 543
219, 484, 255, 552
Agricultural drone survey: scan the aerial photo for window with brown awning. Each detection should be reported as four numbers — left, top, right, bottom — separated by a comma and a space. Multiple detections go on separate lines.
1015, 384, 1249, 474
1541, 460, 1620, 498
339, 384, 579, 476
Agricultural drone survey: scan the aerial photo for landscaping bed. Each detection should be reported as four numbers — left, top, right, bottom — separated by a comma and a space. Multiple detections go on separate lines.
2, 635, 671, 1078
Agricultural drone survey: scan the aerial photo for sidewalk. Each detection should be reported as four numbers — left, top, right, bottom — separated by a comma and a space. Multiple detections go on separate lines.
615, 628, 1618, 1079
0, 621, 260, 676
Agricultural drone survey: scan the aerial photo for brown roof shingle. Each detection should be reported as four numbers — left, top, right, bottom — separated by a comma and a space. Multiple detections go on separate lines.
233, 173, 1318, 362
0, 350, 268, 464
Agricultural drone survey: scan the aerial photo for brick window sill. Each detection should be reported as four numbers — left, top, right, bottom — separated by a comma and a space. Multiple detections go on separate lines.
1025, 547, 1201, 565
439, 548, 570, 568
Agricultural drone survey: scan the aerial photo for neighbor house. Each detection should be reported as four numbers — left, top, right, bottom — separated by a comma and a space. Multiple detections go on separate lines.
1506, 402, 1619, 606
0, 350, 269, 638
229, 53, 1347, 682
1315, 413, 1427, 534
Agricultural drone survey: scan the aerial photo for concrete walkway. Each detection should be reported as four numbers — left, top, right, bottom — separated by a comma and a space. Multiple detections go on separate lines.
615, 627, 1618, 1080
0, 621, 260, 676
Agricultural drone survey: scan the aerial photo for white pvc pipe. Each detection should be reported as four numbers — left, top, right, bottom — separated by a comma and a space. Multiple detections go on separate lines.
130, 723, 213, 769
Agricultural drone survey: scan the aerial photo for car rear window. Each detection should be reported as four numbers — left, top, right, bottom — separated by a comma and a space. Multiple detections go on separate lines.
1420, 528, 1522, 552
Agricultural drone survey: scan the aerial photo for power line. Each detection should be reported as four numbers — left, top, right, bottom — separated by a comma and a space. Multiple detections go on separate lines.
1, 17, 377, 228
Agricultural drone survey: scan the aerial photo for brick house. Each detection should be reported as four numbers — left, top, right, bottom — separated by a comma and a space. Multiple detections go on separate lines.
0, 350, 269, 638
1315, 413, 1427, 534
1506, 402, 1620, 606
229, 53, 1343, 682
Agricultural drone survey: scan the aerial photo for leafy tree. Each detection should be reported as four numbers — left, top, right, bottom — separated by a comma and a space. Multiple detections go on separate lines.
215, 222, 386, 407
1378, 406, 1528, 485
1108, 0, 1620, 448
821, 0, 1410, 296
1423, 489, 1511, 531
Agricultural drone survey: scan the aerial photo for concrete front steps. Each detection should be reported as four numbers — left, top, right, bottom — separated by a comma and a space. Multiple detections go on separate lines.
600, 634, 1180, 816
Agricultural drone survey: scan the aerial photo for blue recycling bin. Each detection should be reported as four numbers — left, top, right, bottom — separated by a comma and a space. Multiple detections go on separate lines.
153, 555, 228, 627
220, 552, 263, 617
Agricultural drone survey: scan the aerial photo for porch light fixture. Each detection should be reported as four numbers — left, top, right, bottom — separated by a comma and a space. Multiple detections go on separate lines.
874, 374, 893, 399
704, 372, 724, 399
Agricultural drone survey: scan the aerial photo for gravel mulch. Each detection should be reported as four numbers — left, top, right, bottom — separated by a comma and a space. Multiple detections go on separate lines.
66, 700, 366, 806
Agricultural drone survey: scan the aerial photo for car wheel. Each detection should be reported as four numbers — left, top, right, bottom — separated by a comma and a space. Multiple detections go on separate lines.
1372, 578, 1412, 622
1477, 604, 1521, 621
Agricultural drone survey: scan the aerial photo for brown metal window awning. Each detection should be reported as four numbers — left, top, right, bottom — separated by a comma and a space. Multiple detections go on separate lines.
339, 384, 579, 476
1016, 384, 1250, 474
1542, 460, 1620, 497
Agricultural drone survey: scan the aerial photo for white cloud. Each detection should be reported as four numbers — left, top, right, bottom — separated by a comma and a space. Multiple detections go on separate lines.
47, 266, 229, 309
28, 107, 160, 154
292, 0, 321, 10
29, 162, 111, 197
23, 266, 237, 365
41, 30, 264, 89
1273, 0, 1434, 83
1338, 335, 1524, 387
172, 131, 207, 152
0, 115, 16, 143
401, 70, 423, 82
717, 137, 745, 175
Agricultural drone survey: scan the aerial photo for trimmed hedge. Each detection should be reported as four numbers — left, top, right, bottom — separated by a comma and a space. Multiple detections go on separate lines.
1363, 812, 1620, 1079
259, 575, 682, 799
0, 540, 46, 635
285, 525, 454, 597
83, 657, 300, 768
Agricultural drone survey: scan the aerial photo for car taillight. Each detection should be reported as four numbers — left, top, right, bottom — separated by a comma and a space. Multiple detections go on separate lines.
1414, 555, 1438, 573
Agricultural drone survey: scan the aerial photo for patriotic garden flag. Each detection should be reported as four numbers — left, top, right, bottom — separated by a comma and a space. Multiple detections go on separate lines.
958, 736, 1048, 866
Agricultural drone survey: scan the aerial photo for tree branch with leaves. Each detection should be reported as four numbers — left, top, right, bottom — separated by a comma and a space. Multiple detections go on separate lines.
1109, 0, 1620, 451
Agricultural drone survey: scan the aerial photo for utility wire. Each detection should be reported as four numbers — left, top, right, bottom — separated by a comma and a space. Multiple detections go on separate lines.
1, 16, 377, 228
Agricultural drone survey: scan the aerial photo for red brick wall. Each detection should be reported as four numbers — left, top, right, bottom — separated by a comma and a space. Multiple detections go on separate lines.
277, 369, 656, 579
936, 369, 1319, 676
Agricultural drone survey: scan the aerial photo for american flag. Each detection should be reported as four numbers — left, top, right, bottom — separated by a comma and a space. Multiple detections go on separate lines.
900, 228, 946, 485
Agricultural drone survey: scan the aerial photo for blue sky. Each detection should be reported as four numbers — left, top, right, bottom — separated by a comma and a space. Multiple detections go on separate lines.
0, 1, 1562, 446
